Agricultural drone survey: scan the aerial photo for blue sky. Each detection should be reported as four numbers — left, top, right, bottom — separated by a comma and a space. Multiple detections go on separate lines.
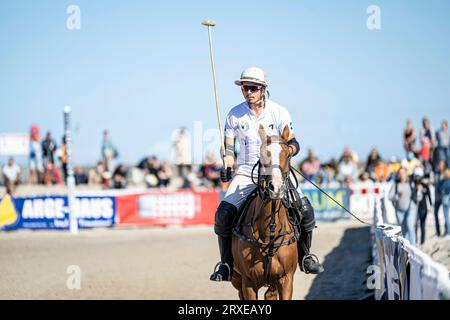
1, 0, 449, 167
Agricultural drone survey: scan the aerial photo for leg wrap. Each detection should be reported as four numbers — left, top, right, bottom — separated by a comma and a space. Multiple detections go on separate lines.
214, 201, 238, 237
300, 196, 316, 232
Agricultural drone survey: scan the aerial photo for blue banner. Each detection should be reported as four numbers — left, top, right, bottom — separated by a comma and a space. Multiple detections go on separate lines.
0, 195, 116, 231
301, 187, 351, 221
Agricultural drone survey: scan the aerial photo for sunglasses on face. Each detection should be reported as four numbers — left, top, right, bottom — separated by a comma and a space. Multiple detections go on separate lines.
242, 84, 262, 93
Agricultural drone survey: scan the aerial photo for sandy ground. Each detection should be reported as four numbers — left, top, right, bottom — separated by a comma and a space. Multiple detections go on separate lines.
0, 220, 373, 300
418, 225, 450, 271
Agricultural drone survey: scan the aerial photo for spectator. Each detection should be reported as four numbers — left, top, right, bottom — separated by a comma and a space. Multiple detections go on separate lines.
401, 152, 422, 177
419, 117, 436, 159
139, 156, 160, 188
374, 159, 389, 183
56, 135, 68, 182
419, 135, 432, 174
182, 171, 202, 190
74, 166, 88, 185
29, 124, 43, 184
88, 168, 100, 186
435, 168, 450, 236
2, 157, 21, 195
157, 161, 173, 188
365, 148, 382, 180
434, 160, 447, 236
389, 167, 417, 246
318, 160, 338, 185
436, 120, 450, 168
42, 162, 63, 185
337, 148, 359, 185
403, 119, 416, 155
102, 130, 118, 174
300, 149, 320, 182
359, 171, 374, 187
42, 131, 57, 166
173, 127, 192, 177
387, 156, 401, 181
411, 168, 432, 245
199, 151, 221, 189
339, 146, 359, 164
88, 160, 110, 188
112, 164, 128, 189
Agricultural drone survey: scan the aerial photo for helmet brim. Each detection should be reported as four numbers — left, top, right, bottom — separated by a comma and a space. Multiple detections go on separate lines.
234, 78, 267, 87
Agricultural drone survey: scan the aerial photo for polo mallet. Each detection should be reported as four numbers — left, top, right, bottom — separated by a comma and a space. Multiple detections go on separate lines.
201, 19, 227, 169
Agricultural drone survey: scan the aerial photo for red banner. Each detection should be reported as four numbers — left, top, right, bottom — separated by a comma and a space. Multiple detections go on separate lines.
116, 190, 220, 226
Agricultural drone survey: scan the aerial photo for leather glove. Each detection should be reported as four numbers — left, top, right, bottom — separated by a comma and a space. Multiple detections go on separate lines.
220, 167, 233, 183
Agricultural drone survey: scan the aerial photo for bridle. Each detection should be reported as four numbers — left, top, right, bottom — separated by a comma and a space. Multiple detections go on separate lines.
251, 140, 293, 200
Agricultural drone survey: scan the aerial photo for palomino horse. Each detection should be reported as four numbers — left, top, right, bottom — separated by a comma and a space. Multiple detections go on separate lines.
231, 124, 301, 300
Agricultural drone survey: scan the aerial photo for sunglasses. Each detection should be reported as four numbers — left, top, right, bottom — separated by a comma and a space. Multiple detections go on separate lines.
242, 84, 262, 93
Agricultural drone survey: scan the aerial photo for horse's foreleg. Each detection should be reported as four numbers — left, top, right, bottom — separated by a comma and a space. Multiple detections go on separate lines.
241, 278, 258, 300
264, 285, 278, 300
231, 271, 244, 300
276, 274, 294, 300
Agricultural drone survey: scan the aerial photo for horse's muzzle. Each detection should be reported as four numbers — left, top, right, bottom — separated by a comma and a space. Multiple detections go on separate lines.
268, 182, 286, 200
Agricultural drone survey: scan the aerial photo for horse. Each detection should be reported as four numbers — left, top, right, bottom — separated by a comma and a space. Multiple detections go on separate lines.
231, 124, 301, 300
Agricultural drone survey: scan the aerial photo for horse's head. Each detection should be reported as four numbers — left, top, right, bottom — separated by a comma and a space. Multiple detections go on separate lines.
258, 124, 292, 200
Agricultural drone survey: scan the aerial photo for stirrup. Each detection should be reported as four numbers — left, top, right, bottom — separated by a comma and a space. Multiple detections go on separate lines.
301, 254, 321, 274
210, 262, 231, 281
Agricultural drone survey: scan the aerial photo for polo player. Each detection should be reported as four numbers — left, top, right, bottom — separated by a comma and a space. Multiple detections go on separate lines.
210, 67, 324, 282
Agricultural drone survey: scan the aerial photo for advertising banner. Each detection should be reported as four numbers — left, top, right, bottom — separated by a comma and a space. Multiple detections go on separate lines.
0, 194, 116, 230
116, 190, 219, 226
302, 187, 351, 221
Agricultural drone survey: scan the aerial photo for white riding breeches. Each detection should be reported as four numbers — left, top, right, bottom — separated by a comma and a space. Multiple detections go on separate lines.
222, 173, 304, 210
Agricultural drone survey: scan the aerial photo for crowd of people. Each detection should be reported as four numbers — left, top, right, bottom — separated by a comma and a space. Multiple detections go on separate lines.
388, 118, 450, 245
2, 118, 450, 244
299, 117, 450, 245
2, 125, 68, 194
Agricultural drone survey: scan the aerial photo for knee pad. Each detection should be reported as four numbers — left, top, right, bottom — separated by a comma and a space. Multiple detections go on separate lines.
214, 201, 238, 237
300, 196, 316, 232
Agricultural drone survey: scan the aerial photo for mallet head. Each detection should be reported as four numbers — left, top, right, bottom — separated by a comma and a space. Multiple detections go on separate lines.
201, 20, 216, 27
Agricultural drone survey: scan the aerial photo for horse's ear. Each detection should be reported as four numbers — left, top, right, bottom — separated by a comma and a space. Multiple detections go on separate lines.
258, 124, 267, 143
281, 124, 290, 141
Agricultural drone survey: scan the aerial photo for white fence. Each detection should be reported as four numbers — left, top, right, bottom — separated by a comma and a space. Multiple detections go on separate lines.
360, 182, 450, 300
373, 224, 450, 299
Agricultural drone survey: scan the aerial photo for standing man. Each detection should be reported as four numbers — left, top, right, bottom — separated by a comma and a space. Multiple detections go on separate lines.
436, 120, 450, 168
419, 117, 436, 148
173, 127, 192, 177
29, 124, 43, 184
42, 131, 58, 166
403, 119, 417, 156
210, 67, 324, 282
101, 130, 118, 174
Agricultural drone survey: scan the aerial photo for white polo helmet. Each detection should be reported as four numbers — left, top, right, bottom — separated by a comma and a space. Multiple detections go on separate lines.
234, 67, 267, 87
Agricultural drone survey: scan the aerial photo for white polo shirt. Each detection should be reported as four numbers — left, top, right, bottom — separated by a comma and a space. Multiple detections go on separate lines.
2, 163, 21, 181
224, 99, 294, 176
